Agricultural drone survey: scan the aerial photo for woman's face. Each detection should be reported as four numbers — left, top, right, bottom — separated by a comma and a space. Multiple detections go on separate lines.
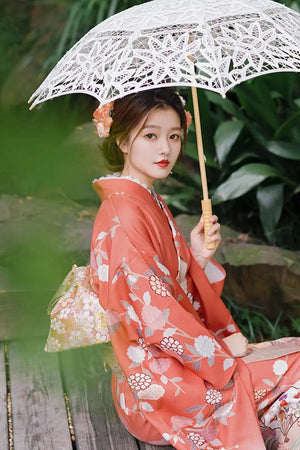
120, 106, 182, 188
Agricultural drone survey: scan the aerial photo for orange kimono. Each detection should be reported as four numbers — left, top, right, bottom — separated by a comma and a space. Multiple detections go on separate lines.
89, 176, 300, 450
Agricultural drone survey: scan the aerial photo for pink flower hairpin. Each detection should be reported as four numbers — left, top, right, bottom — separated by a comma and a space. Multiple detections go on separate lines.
93, 101, 114, 138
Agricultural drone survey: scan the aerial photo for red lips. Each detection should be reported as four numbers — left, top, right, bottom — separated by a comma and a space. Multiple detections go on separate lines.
155, 159, 169, 168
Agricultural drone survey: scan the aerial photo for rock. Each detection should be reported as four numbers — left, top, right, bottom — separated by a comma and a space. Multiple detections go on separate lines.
175, 214, 300, 319
0, 194, 97, 263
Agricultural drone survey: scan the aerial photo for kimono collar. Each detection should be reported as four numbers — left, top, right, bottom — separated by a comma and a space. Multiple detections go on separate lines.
92, 174, 157, 202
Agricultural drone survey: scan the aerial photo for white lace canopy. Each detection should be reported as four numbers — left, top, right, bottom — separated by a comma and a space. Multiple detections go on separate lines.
29, 0, 300, 108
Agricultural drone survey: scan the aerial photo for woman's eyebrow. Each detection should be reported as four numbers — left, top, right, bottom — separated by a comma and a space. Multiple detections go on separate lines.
143, 124, 182, 131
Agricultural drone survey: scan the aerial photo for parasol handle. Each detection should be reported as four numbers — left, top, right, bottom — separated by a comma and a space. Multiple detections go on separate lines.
191, 86, 215, 250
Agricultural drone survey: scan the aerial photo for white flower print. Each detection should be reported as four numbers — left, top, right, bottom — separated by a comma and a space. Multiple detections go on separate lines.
212, 401, 234, 419
138, 384, 165, 400
193, 300, 200, 311
94, 330, 110, 343
69, 330, 83, 345
127, 345, 146, 364
187, 432, 206, 447
160, 337, 184, 356
45, 337, 61, 352
59, 307, 73, 320
205, 388, 223, 405
82, 295, 99, 313
60, 293, 74, 307
194, 335, 215, 358
149, 275, 171, 297
127, 305, 140, 323
127, 274, 138, 285
127, 372, 152, 391
77, 310, 94, 329
273, 359, 288, 376
97, 264, 109, 282
155, 259, 170, 275
140, 402, 154, 412
254, 389, 267, 403
97, 231, 107, 240
50, 318, 66, 334
137, 337, 147, 349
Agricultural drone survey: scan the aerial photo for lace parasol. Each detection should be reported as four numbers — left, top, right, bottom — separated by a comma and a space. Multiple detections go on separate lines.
29, 0, 300, 108
28, 0, 300, 248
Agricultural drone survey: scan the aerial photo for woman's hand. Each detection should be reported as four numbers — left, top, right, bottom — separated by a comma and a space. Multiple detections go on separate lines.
190, 215, 221, 269
222, 332, 249, 357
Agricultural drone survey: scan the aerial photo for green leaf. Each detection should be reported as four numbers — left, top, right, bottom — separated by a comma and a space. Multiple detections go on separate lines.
273, 111, 300, 140
230, 152, 257, 166
266, 141, 300, 160
172, 163, 202, 190
212, 164, 282, 204
234, 82, 280, 131
214, 120, 244, 165
262, 72, 298, 104
205, 91, 241, 117
257, 184, 284, 243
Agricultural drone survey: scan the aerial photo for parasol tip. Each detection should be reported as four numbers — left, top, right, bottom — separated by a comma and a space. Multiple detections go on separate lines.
28, 95, 36, 110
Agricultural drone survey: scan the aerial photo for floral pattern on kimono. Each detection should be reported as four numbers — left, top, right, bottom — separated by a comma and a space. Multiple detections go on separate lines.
89, 176, 300, 450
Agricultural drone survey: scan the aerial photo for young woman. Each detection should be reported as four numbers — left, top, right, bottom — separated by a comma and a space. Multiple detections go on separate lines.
47, 88, 300, 449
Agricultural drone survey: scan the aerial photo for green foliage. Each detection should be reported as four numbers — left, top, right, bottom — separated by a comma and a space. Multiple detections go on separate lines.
223, 296, 298, 342
167, 72, 300, 250
0, 2, 31, 84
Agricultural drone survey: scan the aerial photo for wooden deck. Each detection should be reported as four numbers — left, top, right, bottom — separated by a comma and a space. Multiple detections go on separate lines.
0, 338, 173, 450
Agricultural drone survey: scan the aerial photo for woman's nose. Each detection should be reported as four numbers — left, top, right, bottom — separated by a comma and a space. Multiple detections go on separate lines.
160, 138, 171, 154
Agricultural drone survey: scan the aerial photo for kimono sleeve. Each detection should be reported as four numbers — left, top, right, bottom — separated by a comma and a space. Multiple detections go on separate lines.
189, 255, 240, 339
109, 241, 237, 390
203, 259, 225, 298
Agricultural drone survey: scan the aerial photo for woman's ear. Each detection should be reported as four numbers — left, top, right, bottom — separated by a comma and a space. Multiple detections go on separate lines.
117, 139, 128, 154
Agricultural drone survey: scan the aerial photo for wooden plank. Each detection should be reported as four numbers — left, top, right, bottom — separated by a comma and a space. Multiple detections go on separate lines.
8, 338, 72, 450
60, 346, 139, 450
0, 343, 9, 450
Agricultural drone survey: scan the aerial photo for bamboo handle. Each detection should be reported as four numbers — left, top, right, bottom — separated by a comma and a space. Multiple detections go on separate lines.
201, 199, 216, 250
191, 87, 208, 200
191, 87, 215, 249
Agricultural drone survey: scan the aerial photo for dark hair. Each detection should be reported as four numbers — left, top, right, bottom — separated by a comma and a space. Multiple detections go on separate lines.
100, 87, 187, 172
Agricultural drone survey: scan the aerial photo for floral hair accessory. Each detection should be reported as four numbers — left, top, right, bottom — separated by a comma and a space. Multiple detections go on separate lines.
93, 101, 114, 138
185, 110, 193, 129
175, 92, 192, 130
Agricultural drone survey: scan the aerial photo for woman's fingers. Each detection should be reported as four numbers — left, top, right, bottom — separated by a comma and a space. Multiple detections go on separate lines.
206, 216, 221, 243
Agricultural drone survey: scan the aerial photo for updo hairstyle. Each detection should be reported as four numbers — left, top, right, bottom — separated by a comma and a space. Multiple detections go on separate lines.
100, 87, 187, 172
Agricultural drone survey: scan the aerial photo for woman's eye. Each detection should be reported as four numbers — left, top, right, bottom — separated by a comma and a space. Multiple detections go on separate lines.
145, 133, 156, 139
170, 134, 180, 140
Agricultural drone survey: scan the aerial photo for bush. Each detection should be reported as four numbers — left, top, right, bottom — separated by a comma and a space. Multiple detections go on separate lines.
167, 73, 300, 250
